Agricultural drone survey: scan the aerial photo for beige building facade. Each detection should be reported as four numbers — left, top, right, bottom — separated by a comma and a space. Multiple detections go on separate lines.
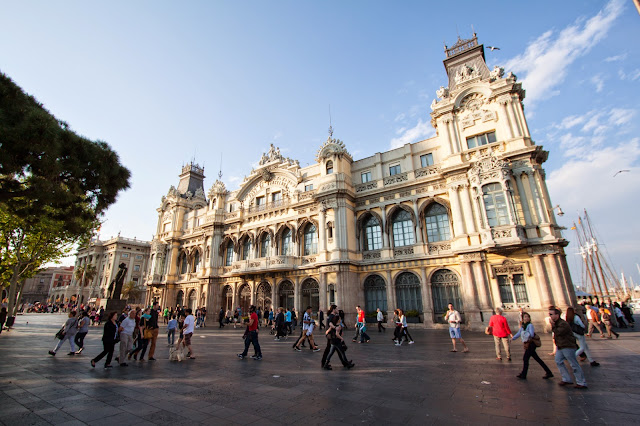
51, 236, 151, 305
146, 35, 575, 328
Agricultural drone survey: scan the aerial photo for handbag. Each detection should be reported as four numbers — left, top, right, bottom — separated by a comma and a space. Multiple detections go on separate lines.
531, 333, 542, 347
55, 327, 66, 340
484, 326, 493, 335
143, 328, 154, 339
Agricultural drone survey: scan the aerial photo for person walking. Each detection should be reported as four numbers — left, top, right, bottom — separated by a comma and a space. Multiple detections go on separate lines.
565, 307, 599, 367
49, 311, 79, 356
396, 309, 414, 345
147, 302, 160, 361
584, 303, 604, 338
549, 306, 587, 389
445, 303, 469, 352
376, 308, 386, 332
268, 308, 274, 327
237, 305, 262, 360
91, 311, 118, 369
488, 306, 512, 361
129, 308, 150, 361
219, 307, 225, 328
285, 308, 293, 335
512, 312, 553, 380
600, 307, 619, 339
353, 306, 371, 343
274, 307, 286, 341
167, 314, 177, 346
318, 309, 325, 330
294, 306, 320, 352
163, 307, 169, 324
118, 310, 136, 367
323, 314, 354, 370
74, 311, 90, 354
0, 307, 7, 334
182, 308, 196, 359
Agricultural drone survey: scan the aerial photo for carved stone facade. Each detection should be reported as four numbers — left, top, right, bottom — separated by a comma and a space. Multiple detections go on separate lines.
145, 35, 574, 329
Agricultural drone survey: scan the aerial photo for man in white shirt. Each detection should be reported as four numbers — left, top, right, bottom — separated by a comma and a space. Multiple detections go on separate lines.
182, 308, 196, 359
118, 310, 137, 367
444, 303, 469, 353
293, 306, 320, 352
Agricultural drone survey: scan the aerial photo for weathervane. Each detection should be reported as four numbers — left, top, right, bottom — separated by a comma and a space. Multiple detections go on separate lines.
328, 104, 333, 137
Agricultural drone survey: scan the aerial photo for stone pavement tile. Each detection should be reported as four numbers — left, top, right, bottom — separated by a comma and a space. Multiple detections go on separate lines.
59, 399, 109, 414
117, 401, 163, 417
34, 408, 78, 425
0, 403, 30, 416
48, 421, 86, 426
180, 408, 211, 422
0, 411, 51, 426
140, 409, 184, 423
67, 405, 124, 422
89, 412, 154, 426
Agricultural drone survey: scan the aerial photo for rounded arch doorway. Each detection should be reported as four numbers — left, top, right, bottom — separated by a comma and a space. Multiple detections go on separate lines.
188, 289, 197, 311
176, 290, 184, 308
431, 269, 464, 324
222, 285, 233, 311
256, 282, 272, 312
238, 283, 251, 315
278, 281, 294, 310
300, 278, 319, 313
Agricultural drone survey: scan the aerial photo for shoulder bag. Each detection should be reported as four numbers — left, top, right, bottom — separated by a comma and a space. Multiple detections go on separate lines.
531, 333, 542, 347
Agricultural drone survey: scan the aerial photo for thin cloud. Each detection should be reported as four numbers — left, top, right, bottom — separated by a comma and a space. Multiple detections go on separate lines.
504, 0, 624, 108
605, 53, 627, 62
390, 119, 435, 149
590, 74, 604, 93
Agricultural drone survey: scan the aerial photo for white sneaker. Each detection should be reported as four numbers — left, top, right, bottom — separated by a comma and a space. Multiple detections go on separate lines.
409, 341, 415, 344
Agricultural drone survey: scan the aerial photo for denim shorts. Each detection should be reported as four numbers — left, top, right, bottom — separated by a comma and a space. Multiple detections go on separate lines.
449, 327, 461, 339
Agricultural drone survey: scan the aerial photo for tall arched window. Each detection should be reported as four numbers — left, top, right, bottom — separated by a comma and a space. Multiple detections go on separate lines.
256, 282, 272, 312
242, 239, 252, 260
301, 279, 320, 312
395, 272, 422, 313
364, 216, 382, 251
225, 241, 234, 266
279, 281, 294, 310
326, 160, 334, 174
482, 183, 509, 227
260, 234, 271, 257
431, 269, 463, 323
304, 224, 318, 255
364, 274, 387, 314
392, 209, 415, 247
176, 290, 184, 307
222, 285, 233, 311
281, 228, 291, 255
179, 252, 188, 274
193, 251, 200, 273
188, 290, 197, 310
425, 203, 451, 242
238, 284, 251, 314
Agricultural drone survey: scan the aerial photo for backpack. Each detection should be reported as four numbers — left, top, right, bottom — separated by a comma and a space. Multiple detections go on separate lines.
570, 321, 585, 335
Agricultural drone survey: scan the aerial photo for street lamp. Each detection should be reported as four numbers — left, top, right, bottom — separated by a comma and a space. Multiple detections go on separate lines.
553, 205, 564, 217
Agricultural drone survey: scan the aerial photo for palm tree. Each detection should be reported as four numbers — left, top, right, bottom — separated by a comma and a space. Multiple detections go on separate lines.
74, 264, 97, 303
121, 280, 141, 303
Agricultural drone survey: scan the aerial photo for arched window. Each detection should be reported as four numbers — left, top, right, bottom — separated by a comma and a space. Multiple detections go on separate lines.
281, 228, 291, 255
364, 216, 382, 251
260, 234, 271, 257
179, 252, 188, 274
482, 183, 509, 227
176, 290, 184, 307
242, 239, 252, 260
188, 290, 197, 310
222, 285, 233, 311
425, 203, 451, 242
279, 281, 294, 310
431, 269, 463, 323
392, 209, 415, 247
326, 160, 334, 175
364, 274, 387, 314
225, 242, 234, 266
304, 224, 318, 255
193, 251, 200, 273
256, 282, 272, 312
238, 284, 251, 314
395, 272, 422, 313
301, 279, 319, 312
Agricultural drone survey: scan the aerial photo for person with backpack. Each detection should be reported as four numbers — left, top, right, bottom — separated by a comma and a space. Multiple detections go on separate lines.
565, 307, 599, 367
49, 311, 79, 356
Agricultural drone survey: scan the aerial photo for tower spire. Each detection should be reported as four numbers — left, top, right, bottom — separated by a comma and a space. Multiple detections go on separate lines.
328, 104, 333, 138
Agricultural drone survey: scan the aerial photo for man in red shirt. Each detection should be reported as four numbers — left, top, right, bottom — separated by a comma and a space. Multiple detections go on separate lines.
237, 305, 262, 360
488, 306, 512, 361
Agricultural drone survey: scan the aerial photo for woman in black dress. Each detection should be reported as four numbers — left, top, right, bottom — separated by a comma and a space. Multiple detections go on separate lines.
91, 311, 118, 369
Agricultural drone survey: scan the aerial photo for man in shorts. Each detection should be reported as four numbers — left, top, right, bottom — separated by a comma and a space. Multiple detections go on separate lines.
445, 303, 469, 352
182, 308, 196, 359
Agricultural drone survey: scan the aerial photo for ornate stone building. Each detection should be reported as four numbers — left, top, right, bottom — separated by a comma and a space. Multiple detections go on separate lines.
146, 35, 574, 328
53, 236, 151, 305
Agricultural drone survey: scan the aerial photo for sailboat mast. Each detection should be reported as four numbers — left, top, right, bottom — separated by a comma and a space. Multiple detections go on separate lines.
574, 220, 599, 296
579, 216, 604, 297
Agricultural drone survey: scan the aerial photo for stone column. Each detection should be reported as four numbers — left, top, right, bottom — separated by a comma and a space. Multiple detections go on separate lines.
419, 267, 433, 322
381, 205, 390, 248
319, 271, 327, 314
508, 99, 523, 137
412, 200, 423, 244
294, 276, 301, 314
533, 255, 554, 308
526, 171, 546, 224
473, 261, 492, 310
448, 186, 465, 237
514, 172, 533, 225
460, 261, 479, 311
271, 279, 278, 311
459, 184, 476, 234
498, 96, 515, 139
558, 253, 577, 305
318, 209, 327, 253
386, 270, 397, 311
534, 170, 553, 224
442, 115, 455, 155
231, 282, 238, 310
545, 254, 569, 308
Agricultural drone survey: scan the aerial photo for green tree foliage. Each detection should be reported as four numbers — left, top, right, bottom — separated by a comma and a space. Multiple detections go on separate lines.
74, 264, 97, 301
121, 280, 142, 303
0, 72, 131, 319
0, 72, 131, 236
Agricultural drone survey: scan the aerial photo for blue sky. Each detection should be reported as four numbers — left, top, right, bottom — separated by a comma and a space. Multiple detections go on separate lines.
2, 0, 639, 290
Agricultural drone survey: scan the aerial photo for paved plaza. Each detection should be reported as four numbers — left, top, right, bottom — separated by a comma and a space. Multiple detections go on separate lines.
0, 313, 638, 425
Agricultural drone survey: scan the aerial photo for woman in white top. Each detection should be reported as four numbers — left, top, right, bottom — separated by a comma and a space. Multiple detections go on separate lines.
512, 312, 553, 380
395, 309, 414, 346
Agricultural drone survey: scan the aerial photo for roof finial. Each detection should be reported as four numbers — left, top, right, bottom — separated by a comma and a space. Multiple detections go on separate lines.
328, 104, 333, 137
218, 153, 223, 180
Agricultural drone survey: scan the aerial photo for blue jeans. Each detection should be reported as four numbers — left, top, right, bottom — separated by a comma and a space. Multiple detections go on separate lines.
241, 330, 262, 357
555, 347, 586, 386
167, 329, 175, 345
